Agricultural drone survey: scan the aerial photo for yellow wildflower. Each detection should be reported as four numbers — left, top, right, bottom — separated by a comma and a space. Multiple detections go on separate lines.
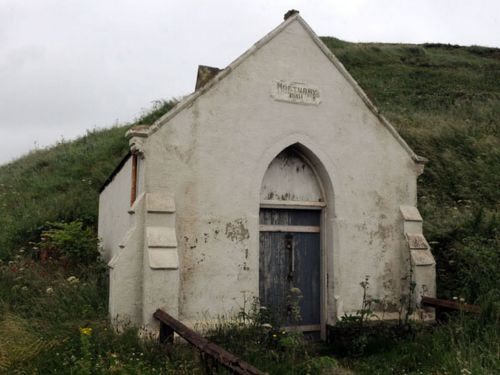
79, 327, 92, 336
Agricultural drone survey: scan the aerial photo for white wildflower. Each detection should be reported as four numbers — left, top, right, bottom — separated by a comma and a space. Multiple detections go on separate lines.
67, 276, 79, 284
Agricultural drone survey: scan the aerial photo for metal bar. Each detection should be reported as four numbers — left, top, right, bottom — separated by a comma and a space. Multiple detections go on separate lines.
259, 225, 320, 233
153, 309, 264, 375
285, 234, 294, 282
260, 199, 326, 210
421, 296, 481, 314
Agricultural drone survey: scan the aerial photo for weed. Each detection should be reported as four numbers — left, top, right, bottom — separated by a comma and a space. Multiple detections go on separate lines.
38, 220, 100, 266
332, 277, 417, 357
199, 298, 339, 373
0, 100, 177, 260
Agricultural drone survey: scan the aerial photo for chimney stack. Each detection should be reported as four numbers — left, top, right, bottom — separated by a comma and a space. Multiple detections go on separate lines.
195, 65, 221, 91
284, 9, 299, 20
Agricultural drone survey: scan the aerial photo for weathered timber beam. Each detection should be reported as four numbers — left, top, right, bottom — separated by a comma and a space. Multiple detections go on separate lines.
421, 296, 481, 314
153, 309, 265, 375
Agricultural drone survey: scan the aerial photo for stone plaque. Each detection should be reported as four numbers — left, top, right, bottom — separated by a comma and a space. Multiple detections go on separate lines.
272, 80, 321, 105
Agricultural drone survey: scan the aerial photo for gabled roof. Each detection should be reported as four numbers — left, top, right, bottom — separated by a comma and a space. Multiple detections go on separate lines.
147, 13, 426, 164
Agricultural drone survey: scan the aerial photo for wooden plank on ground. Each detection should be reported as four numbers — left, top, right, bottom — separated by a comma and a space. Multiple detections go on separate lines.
153, 309, 265, 375
421, 296, 481, 314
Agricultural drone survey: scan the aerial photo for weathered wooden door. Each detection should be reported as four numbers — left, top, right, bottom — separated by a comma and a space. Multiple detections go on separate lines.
259, 208, 321, 331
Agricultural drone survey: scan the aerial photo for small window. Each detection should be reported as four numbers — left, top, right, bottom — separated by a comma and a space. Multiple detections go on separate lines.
130, 154, 138, 205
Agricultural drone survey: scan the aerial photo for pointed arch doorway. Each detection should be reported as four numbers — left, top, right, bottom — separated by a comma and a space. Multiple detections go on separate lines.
259, 146, 326, 334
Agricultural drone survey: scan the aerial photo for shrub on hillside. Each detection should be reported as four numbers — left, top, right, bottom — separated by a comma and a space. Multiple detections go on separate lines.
0, 99, 178, 260
431, 209, 499, 302
39, 220, 100, 266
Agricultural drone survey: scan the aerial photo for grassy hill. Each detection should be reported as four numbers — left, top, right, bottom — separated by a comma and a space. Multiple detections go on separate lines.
0, 40, 499, 301
321, 38, 500, 301
0, 39, 498, 374
0, 100, 175, 258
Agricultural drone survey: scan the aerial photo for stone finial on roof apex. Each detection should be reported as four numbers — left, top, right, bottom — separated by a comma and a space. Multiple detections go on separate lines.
284, 9, 299, 20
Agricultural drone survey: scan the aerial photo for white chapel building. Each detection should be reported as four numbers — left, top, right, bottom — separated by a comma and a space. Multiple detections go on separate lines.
98, 11, 436, 338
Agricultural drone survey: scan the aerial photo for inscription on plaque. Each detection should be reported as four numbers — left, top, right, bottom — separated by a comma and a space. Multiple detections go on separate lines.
272, 80, 321, 105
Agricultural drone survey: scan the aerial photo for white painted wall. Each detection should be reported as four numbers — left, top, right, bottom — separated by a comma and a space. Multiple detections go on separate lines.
101, 16, 433, 329
141, 18, 421, 325
98, 156, 133, 262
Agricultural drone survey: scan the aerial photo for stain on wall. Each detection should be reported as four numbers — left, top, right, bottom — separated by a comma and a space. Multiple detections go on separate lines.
225, 218, 250, 242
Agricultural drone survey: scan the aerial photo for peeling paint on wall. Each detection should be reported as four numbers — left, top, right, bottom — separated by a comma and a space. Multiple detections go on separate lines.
225, 218, 250, 242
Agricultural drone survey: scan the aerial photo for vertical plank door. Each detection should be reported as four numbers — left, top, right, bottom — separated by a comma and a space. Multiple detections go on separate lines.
259, 208, 321, 331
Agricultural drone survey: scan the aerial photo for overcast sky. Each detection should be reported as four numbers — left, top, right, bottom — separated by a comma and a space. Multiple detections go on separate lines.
1, 0, 499, 165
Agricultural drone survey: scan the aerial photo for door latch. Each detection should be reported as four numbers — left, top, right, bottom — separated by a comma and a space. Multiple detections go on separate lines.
285, 234, 294, 282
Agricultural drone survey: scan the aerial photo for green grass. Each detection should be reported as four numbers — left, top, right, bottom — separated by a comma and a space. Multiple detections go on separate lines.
323, 38, 500, 302
0, 99, 177, 259
342, 313, 500, 374
0, 255, 340, 374
1, 254, 496, 374
0, 126, 128, 257
0, 39, 498, 373
0, 256, 203, 373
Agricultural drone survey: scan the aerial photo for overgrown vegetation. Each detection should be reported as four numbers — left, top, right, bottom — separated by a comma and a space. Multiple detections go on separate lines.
343, 305, 499, 374
0, 242, 338, 373
198, 299, 339, 374
330, 277, 499, 373
322, 38, 500, 302
0, 99, 177, 260
38, 220, 100, 266
0, 40, 498, 373
0, 252, 202, 373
